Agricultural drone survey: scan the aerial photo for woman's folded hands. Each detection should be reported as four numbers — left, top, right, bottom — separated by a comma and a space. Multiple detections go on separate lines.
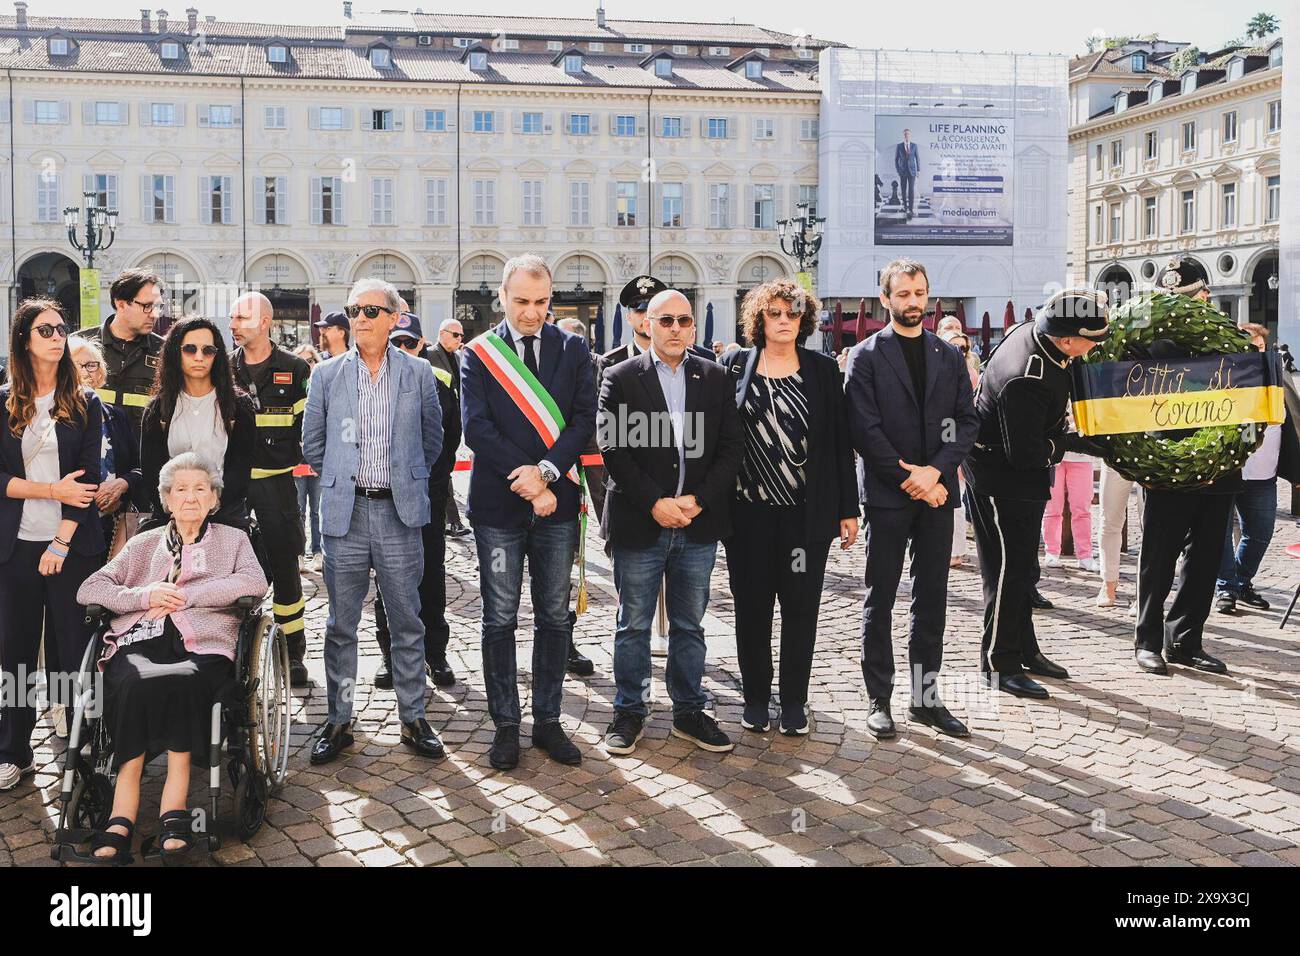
143, 581, 188, 620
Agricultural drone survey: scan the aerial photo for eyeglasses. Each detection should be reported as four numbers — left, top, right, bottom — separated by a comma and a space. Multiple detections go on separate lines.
75, 361, 102, 372
132, 299, 163, 314
447, 331, 464, 339
344, 304, 395, 320
32, 323, 70, 339
181, 344, 219, 357
654, 315, 695, 329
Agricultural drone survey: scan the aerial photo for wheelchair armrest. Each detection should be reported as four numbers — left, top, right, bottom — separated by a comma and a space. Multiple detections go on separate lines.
83, 604, 110, 627
235, 595, 259, 611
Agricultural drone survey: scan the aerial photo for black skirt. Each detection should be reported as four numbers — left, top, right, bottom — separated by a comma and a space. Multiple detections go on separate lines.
103, 618, 235, 770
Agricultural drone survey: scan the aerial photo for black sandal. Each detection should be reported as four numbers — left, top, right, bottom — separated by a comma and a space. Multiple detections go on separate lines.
147, 809, 196, 862
88, 817, 135, 865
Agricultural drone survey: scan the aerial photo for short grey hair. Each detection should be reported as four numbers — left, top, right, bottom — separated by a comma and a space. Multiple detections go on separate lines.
347, 277, 401, 314
158, 452, 223, 513
500, 254, 552, 293
67, 335, 104, 364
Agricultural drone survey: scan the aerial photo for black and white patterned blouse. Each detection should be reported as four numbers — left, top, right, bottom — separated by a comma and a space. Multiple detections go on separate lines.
737, 370, 810, 506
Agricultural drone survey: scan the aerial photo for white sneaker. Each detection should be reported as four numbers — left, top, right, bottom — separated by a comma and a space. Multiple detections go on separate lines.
1095, 586, 1117, 608
298, 555, 306, 572
1077, 556, 1100, 573
650, 633, 669, 657
50, 704, 69, 739
0, 761, 35, 791
1043, 553, 1062, 568
312, 553, 323, 573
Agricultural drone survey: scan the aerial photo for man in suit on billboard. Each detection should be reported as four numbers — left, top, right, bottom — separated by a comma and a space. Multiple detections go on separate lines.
894, 129, 921, 219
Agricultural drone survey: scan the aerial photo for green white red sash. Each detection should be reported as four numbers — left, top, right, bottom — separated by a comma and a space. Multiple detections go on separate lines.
465, 330, 580, 485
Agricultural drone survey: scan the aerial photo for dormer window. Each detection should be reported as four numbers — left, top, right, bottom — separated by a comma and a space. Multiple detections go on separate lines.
1131, 52, 1147, 72
654, 57, 672, 78
1270, 45, 1283, 68
370, 47, 391, 69
745, 60, 762, 80
1227, 58, 1244, 80
564, 54, 583, 74
48, 37, 69, 57
268, 44, 287, 64
1181, 73, 1196, 94
1116, 93, 1128, 113
469, 51, 488, 71
1149, 80, 1163, 103
160, 41, 180, 61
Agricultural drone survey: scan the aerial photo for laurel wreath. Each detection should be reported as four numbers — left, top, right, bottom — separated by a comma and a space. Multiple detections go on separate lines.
1082, 292, 1262, 490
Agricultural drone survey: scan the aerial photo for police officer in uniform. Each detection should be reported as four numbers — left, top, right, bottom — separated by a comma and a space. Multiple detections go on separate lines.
79, 268, 166, 444
963, 290, 1109, 700
229, 291, 312, 686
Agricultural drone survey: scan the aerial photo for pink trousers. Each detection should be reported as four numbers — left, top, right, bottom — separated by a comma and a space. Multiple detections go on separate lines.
1043, 461, 1093, 559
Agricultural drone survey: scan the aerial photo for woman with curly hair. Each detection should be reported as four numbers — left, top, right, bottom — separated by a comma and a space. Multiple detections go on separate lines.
720, 279, 859, 736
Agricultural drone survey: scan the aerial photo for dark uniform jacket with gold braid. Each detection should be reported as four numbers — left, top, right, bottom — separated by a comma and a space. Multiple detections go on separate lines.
79, 319, 164, 442
963, 322, 1072, 502
232, 343, 311, 479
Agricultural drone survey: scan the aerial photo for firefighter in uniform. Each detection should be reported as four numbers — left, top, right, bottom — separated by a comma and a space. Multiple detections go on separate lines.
80, 268, 166, 443
229, 292, 312, 686
962, 290, 1109, 700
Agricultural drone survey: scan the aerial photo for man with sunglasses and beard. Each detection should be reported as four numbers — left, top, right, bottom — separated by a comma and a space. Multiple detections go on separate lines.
80, 268, 165, 444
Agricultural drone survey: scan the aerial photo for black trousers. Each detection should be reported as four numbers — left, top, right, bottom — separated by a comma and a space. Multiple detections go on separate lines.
376, 488, 450, 666
723, 500, 831, 711
0, 540, 101, 767
1136, 489, 1233, 655
246, 474, 306, 662
860, 502, 954, 703
966, 488, 1045, 675
444, 476, 463, 529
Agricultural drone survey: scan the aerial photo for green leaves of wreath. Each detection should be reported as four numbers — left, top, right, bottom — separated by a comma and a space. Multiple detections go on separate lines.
1082, 291, 1262, 490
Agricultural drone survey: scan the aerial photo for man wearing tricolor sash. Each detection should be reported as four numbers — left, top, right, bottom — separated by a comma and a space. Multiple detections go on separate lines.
462, 254, 597, 771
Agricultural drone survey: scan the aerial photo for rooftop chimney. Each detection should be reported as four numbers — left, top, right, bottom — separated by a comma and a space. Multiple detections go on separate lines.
186, 7, 197, 32
343, 1, 353, 18
156, 8, 168, 32
14, 1, 27, 31
596, 2, 605, 29
141, 8, 151, 32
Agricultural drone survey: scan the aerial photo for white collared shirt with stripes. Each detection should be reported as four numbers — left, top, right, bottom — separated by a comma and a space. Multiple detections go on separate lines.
356, 351, 392, 489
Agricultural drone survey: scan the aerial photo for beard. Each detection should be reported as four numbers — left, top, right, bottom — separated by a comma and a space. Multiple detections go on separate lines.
889, 306, 925, 328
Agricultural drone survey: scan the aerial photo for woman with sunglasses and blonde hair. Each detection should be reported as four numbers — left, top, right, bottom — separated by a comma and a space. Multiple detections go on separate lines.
0, 298, 104, 790
140, 317, 255, 530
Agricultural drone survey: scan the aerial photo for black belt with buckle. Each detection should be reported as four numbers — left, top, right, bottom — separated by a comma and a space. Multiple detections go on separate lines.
355, 486, 393, 499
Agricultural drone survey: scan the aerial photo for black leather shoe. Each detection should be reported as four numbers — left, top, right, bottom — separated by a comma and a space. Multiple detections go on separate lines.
374, 654, 393, 690
428, 660, 456, 687
566, 642, 595, 678
1135, 650, 1169, 675
489, 725, 520, 770
400, 718, 446, 759
1216, 591, 1238, 615
908, 703, 970, 738
995, 673, 1050, 699
533, 721, 582, 765
1166, 647, 1228, 674
1023, 651, 1069, 680
289, 659, 310, 687
866, 699, 896, 739
310, 721, 354, 765
1030, 589, 1054, 610
446, 525, 472, 538
1237, 586, 1270, 610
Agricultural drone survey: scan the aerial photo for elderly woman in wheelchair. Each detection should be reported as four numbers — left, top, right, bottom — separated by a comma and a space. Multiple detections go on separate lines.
75, 452, 267, 862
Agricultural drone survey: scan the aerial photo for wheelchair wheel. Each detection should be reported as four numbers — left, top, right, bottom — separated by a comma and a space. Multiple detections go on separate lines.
67, 770, 114, 833
245, 615, 292, 789
232, 766, 268, 841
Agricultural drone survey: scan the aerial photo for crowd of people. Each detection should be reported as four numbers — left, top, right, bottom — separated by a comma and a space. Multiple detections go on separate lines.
0, 252, 1290, 861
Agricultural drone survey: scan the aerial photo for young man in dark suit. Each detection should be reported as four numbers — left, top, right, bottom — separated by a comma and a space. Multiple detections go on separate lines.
598, 289, 744, 755
845, 258, 979, 739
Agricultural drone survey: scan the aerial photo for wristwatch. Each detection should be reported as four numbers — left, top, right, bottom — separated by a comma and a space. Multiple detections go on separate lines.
538, 461, 560, 484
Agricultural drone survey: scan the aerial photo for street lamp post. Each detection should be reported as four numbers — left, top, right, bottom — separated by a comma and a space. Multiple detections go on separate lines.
776, 201, 825, 275
63, 190, 118, 269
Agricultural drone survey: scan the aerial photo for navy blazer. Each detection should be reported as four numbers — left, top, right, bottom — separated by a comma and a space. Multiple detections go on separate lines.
461, 320, 597, 529
0, 385, 104, 562
103, 402, 147, 513
844, 326, 979, 509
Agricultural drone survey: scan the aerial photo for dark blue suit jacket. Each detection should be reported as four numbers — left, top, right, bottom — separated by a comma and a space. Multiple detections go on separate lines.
844, 326, 978, 509
0, 385, 105, 562
461, 320, 597, 528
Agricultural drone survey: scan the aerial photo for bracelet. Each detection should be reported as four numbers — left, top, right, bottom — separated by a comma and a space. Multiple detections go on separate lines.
53, 535, 70, 546
45, 544, 68, 558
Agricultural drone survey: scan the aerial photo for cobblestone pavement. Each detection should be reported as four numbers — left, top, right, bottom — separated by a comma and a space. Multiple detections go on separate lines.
5, 481, 1300, 867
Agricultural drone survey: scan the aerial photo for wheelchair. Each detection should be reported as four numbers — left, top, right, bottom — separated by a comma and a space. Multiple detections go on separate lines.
52, 593, 292, 864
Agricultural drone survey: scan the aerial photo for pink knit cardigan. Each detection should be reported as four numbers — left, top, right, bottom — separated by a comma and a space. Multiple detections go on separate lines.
77, 522, 268, 667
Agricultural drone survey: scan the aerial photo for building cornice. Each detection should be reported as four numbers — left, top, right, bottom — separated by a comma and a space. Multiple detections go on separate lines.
1069, 70, 1280, 141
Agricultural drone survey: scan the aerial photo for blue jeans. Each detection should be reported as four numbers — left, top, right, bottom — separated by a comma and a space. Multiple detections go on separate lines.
1217, 478, 1277, 593
474, 519, 577, 728
321, 497, 426, 724
611, 529, 716, 719
296, 473, 322, 555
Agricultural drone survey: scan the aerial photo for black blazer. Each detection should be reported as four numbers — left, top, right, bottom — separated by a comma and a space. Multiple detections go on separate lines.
0, 385, 104, 562
140, 391, 257, 527
722, 346, 859, 542
598, 349, 744, 549
844, 325, 979, 509
103, 402, 147, 512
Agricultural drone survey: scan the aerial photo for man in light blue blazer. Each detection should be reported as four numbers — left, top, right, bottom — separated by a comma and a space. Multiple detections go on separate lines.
302, 277, 445, 765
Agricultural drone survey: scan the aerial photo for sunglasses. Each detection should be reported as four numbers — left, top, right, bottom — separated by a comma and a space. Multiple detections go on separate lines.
447, 331, 464, 339
394, 337, 420, 349
345, 304, 395, 320
655, 315, 695, 329
32, 323, 70, 339
75, 361, 102, 372
181, 344, 219, 357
